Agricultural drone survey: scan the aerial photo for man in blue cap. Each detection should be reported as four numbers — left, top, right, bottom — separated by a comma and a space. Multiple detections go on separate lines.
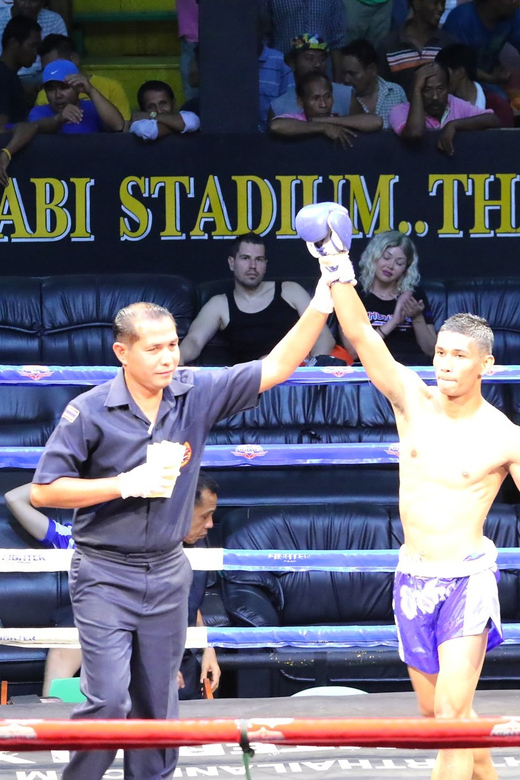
28, 58, 124, 132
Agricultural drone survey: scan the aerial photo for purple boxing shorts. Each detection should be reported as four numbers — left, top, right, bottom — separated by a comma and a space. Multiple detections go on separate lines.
393, 538, 503, 674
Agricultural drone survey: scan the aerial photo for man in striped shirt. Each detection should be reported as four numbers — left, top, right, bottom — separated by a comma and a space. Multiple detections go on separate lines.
376, 0, 456, 97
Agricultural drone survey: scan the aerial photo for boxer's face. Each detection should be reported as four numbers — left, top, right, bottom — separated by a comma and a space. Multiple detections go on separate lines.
184, 489, 218, 544
433, 331, 493, 396
228, 241, 267, 288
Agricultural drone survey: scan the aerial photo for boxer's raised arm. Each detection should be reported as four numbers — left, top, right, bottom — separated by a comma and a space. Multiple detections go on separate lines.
295, 201, 409, 405
331, 282, 409, 404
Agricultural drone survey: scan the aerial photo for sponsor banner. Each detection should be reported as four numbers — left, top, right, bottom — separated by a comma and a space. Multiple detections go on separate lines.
0, 132, 519, 279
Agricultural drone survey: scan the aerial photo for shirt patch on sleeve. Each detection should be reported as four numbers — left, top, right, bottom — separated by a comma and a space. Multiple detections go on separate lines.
62, 404, 80, 423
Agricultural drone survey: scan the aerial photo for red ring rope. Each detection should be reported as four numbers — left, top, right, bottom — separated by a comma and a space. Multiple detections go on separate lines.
0, 716, 519, 751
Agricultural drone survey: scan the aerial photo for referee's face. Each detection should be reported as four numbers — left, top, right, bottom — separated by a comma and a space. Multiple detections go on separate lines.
116, 316, 180, 397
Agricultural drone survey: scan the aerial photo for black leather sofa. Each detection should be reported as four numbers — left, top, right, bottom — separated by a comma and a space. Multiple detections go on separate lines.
0, 273, 518, 695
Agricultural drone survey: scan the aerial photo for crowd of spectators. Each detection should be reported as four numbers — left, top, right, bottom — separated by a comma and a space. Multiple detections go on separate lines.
0, 0, 518, 184
0, 0, 519, 169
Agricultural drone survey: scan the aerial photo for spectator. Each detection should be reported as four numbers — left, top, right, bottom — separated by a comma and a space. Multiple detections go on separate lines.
436, 42, 514, 127
270, 71, 382, 147
0, 0, 66, 86
259, 0, 346, 81
340, 230, 437, 365
177, 0, 199, 102
129, 79, 199, 140
344, 0, 393, 47
180, 231, 335, 365
37, 34, 131, 121
5, 481, 81, 697
388, 61, 500, 154
0, 14, 40, 129
5, 474, 221, 700
341, 38, 407, 127
177, 29, 294, 132
376, 0, 457, 98
28, 59, 124, 133
0, 121, 37, 187
443, 0, 520, 98
258, 32, 295, 131
178, 472, 221, 700
270, 33, 352, 118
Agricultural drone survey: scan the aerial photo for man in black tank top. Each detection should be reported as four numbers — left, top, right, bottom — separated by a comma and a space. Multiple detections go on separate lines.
180, 232, 335, 364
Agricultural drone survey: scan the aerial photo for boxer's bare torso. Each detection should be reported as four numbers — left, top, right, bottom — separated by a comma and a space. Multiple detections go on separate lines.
394, 378, 518, 562
326, 277, 520, 568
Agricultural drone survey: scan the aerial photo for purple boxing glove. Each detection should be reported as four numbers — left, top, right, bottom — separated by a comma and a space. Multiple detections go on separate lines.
295, 202, 356, 286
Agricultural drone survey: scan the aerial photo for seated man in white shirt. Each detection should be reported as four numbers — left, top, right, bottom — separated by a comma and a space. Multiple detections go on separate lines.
129, 79, 200, 140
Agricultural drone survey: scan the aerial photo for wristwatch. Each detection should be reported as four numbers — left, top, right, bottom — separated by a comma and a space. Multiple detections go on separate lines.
149, 111, 158, 119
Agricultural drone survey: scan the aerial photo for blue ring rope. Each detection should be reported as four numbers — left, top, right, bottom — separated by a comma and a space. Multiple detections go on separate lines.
0, 364, 518, 386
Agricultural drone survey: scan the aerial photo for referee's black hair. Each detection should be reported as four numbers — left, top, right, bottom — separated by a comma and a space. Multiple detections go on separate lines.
113, 302, 176, 344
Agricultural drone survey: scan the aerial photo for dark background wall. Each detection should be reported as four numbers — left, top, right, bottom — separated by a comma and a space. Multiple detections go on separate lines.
0, 129, 519, 280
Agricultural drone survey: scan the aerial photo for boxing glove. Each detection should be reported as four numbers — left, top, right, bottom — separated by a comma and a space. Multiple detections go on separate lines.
295, 202, 356, 286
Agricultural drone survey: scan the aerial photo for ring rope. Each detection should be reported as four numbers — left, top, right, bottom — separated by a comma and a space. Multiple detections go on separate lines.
0, 716, 519, 750
2, 546, 520, 573
0, 364, 518, 386
0, 442, 400, 470
3, 622, 520, 650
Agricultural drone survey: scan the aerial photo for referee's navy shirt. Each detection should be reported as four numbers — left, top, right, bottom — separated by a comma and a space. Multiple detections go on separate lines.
33, 363, 262, 553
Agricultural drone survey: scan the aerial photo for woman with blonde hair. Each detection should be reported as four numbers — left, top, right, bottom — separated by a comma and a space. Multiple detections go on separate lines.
341, 230, 437, 364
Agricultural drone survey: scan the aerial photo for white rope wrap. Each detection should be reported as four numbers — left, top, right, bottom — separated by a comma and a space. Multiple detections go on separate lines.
0, 548, 73, 572
0, 625, 209, 650
184, 547, 224, 571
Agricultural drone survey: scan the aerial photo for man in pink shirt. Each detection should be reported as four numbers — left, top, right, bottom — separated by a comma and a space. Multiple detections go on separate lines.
389, 61, 500, 155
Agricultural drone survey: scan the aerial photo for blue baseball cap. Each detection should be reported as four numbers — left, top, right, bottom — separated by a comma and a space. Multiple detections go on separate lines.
42, 59, 79, 85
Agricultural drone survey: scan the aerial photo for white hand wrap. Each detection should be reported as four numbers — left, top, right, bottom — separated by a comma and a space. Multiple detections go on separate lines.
309, 277, 334, 314
119, 462, 175, 499
317, 252, 357, 287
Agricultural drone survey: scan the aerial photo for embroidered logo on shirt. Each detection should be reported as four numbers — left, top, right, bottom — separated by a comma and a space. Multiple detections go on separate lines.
181, 441, 192, 467
62, 404, 80, 423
